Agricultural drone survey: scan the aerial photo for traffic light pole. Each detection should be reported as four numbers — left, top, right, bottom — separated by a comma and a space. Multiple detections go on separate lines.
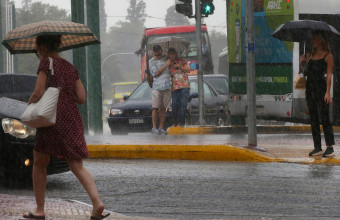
0, 0, 3, 73
245, 0, 257, 146
195, 0, 206, 125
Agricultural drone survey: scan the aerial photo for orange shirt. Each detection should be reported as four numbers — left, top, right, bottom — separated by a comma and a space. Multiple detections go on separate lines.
170, 58, 190, 90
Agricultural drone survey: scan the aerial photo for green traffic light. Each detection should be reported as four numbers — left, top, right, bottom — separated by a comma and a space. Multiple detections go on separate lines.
204, 5, 211, 13
201, 1, 214, 15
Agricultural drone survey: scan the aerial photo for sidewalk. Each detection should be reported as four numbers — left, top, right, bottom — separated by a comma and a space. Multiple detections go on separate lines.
86, 125, 340, 165
0, 193, 157, 220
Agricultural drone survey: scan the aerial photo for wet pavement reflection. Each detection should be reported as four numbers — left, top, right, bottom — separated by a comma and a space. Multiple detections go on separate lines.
2, 160, 340, 219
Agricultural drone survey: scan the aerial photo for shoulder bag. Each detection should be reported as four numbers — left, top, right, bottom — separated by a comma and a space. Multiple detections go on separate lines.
294, 54, 311, 90
293, 72, 306, 90
21, 57, 60, 128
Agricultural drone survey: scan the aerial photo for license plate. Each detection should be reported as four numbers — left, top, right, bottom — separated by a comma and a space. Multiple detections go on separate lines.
129, 118, 144, 124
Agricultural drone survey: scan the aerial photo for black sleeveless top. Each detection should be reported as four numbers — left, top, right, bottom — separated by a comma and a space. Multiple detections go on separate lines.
304, 53, 328, 91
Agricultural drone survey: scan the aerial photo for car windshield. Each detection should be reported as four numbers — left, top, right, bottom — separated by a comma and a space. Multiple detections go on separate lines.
128, 83, 152, 100
189, 81, 213, 98
204, 77, 229, 94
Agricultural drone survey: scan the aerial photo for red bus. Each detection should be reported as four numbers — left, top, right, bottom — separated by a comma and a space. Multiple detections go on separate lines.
137, 25, 214, 81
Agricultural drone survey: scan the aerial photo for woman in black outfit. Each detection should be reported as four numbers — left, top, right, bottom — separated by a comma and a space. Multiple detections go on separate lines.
300, 31, 335, 157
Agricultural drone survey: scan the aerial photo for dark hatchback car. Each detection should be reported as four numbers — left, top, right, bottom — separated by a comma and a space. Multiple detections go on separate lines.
0, 73, 69, 186
107, 78, 229, 134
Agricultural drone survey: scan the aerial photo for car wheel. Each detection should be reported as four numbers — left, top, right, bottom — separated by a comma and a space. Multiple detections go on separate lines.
110, 127, 128, 135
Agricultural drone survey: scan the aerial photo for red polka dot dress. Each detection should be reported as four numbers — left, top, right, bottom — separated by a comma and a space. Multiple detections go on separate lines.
34, 57, 89, 159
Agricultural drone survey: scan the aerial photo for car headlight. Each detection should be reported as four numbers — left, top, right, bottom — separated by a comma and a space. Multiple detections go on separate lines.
2, 118, 36, 139
110, 108, 123, 116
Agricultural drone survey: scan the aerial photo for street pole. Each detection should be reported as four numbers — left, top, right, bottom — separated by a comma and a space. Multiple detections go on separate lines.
0, 0, 3, 73
195, 0, 206, 125
245, 0, 257, 146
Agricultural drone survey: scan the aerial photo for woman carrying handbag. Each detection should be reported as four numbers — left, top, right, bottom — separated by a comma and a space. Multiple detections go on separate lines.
300, 31, 335, 158
23, 35, 109, 220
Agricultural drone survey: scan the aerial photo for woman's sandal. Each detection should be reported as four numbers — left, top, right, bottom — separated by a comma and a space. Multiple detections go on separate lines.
90, 213, 110, 220
23, 212, 46, 219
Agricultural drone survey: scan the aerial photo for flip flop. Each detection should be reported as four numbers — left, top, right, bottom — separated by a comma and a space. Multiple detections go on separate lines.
23, 212, 46, 219
90, 213, 110, 220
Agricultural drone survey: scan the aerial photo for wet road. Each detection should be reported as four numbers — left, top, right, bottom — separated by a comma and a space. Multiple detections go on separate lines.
1, 159, 340, 219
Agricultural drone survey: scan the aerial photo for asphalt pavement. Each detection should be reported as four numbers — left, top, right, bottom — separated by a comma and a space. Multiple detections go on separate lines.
2, 125, 340, 219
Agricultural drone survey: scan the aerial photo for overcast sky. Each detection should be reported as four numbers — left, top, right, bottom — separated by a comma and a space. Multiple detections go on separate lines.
12, 0, 227, 33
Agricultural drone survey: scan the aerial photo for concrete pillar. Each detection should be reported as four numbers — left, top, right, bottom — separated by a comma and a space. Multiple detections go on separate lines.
86, 0, 103, 134
71, 0, 89, 134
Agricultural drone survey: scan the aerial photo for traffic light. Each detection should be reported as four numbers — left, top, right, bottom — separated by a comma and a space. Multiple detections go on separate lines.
175, 0, 193, 17
201, 0, 215, 16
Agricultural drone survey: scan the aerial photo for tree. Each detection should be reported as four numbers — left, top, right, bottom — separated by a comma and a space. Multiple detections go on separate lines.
21, 0, 32, 11
16, 2, 69, 27
165, 5, 190, 27
126, 0, 146, 26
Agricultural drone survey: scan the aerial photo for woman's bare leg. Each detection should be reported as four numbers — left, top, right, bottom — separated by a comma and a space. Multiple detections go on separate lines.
66, 158, 104, 217
32, 150, 50, 216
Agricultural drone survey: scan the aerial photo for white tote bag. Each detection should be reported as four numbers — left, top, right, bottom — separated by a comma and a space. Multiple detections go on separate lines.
21, 58, 60, 128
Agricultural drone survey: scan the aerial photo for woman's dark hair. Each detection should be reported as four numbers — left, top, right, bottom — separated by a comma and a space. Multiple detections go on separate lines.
36, 35, 62, 51
311, 31, 330, 52
168, 47, 177, 54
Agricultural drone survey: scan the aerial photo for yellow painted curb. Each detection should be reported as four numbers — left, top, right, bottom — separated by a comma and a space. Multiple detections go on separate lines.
167, 126, 340, 135
87, 144, 281, 162
167, 126, 214, 135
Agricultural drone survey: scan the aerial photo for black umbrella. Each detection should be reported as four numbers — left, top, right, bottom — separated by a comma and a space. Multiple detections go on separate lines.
271, 19, 340, 42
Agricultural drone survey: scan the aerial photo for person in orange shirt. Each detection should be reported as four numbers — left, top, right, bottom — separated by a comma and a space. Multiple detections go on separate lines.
168, 48, 191, 127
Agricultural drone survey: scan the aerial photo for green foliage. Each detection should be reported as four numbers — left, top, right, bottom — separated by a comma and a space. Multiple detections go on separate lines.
16, 2, 69, 27
165, 5, 190, 27
126, 0, 146, 25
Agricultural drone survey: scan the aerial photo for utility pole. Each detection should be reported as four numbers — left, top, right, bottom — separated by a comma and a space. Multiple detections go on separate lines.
245, 0, 257, 146
0, 0, 3, 73
195, 0, 206, 125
